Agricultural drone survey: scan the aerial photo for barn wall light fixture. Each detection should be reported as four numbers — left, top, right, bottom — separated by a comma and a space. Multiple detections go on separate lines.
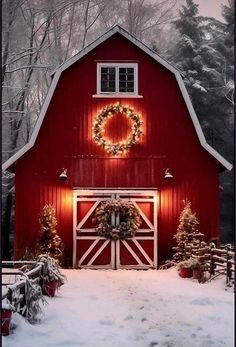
59, 168, 68, 181
164, 168, 173, 179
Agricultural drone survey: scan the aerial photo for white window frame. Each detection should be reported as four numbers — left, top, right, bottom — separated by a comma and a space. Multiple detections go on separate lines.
93, 63, 143, 98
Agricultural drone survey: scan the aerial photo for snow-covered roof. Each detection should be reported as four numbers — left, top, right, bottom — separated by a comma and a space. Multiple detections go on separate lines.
2, 25, 232, 172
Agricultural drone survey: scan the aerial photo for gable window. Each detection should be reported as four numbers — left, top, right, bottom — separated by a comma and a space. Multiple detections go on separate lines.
95, 63, 141, 97
119, 67, 134, 93
101, 67, 116, 92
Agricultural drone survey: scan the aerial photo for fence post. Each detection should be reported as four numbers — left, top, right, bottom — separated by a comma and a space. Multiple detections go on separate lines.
210, 246, 215, 275
19, 282, 27, 316
8, 287, 13, 308
226, 245, 231, 285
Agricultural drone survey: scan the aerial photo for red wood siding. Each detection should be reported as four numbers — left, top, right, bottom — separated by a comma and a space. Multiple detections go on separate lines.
14, 33, 220, 265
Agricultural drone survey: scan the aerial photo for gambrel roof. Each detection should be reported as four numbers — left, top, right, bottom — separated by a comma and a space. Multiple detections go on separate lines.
2, 25, 232, 171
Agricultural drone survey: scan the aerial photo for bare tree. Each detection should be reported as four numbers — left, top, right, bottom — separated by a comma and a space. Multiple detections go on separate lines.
80, 0, 107, 48
115, 0, 178, 40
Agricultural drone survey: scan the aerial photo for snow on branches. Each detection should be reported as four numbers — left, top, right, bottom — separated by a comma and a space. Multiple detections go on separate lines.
172, 199, 204, 263
38, 204, 64, 264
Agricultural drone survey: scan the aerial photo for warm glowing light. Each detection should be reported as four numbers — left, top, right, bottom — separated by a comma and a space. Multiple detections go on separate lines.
92, 104, 144, 156
61, 189, 72, 211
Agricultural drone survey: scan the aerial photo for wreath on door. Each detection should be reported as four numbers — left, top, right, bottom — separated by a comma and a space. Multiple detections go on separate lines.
94, 199, 141, 240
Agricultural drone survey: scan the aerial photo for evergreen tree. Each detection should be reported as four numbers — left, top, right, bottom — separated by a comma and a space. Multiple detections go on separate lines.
173, 200, 200, 262
171, 0, 234, 244
38, 204, 63, 263
202, 0, 234, 244
172, 0, 234, 154
173, 0, 205, 92
199, 0, 234, 127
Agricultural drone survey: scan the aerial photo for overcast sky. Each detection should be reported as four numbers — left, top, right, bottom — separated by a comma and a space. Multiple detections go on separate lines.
178, 0, 228, 21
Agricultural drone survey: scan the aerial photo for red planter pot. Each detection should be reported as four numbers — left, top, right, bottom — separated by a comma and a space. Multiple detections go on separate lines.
1, 309, 13, 336
179, 267, 192, 278
44, 281, 58, 297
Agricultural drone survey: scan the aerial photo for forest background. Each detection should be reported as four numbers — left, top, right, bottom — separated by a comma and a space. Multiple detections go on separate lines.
2, 0, 234, 259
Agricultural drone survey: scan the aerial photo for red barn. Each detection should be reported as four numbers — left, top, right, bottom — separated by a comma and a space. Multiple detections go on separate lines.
2, 25, 232, 268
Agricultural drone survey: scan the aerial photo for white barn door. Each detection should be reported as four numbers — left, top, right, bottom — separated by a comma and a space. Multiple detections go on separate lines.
73, 189, 158, 269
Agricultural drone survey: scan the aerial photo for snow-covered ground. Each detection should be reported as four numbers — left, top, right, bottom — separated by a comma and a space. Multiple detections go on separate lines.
3, 268, 234, 347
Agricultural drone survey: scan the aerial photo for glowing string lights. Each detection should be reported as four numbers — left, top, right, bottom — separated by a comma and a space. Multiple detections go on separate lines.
92, 103, 143, 155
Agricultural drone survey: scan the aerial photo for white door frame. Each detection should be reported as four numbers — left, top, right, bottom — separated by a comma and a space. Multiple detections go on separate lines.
73, 188, 158, 269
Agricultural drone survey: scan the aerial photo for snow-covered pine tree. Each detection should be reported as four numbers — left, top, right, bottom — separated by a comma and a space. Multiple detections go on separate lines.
172, 0, 234, 245
173, 0, 205, 90
173, 200, 200, 262
200, 0, 234, 206
38, 204, 63, 264
172, 0, 234, 141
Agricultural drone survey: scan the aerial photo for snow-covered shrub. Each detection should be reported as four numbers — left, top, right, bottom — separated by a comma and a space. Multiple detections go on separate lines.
38, 254, 66, 288
190, 257, 202, 270
159, 260, 176, 269
23, 280, 47, 323
177, 259, 193, 270
2, 298, 15, 312
8, 277, 46, 324
177, 257, 204, 270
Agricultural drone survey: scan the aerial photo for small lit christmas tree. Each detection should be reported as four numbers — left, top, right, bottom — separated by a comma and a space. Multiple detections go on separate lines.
173, 200, 200, 262
38, 204, 63, 264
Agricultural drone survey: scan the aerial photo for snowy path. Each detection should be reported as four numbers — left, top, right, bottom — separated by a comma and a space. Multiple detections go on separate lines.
3, 268, 234, 347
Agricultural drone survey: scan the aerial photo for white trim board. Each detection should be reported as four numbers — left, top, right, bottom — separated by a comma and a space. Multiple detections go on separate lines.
2, 25, 232, 172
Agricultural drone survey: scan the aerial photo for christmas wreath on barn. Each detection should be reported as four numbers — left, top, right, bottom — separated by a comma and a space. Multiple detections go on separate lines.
92, 103, 143, 156
94, 199, 141, 240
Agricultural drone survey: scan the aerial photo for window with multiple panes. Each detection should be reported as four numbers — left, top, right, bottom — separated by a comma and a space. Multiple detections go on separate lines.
119, 68, 134, 93
101, 67, 116, 92
97, 63, 138, 95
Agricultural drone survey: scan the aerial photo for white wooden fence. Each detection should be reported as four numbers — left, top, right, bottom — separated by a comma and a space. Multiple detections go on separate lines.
2, 261, 44, 320
185, 243, 235, 286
